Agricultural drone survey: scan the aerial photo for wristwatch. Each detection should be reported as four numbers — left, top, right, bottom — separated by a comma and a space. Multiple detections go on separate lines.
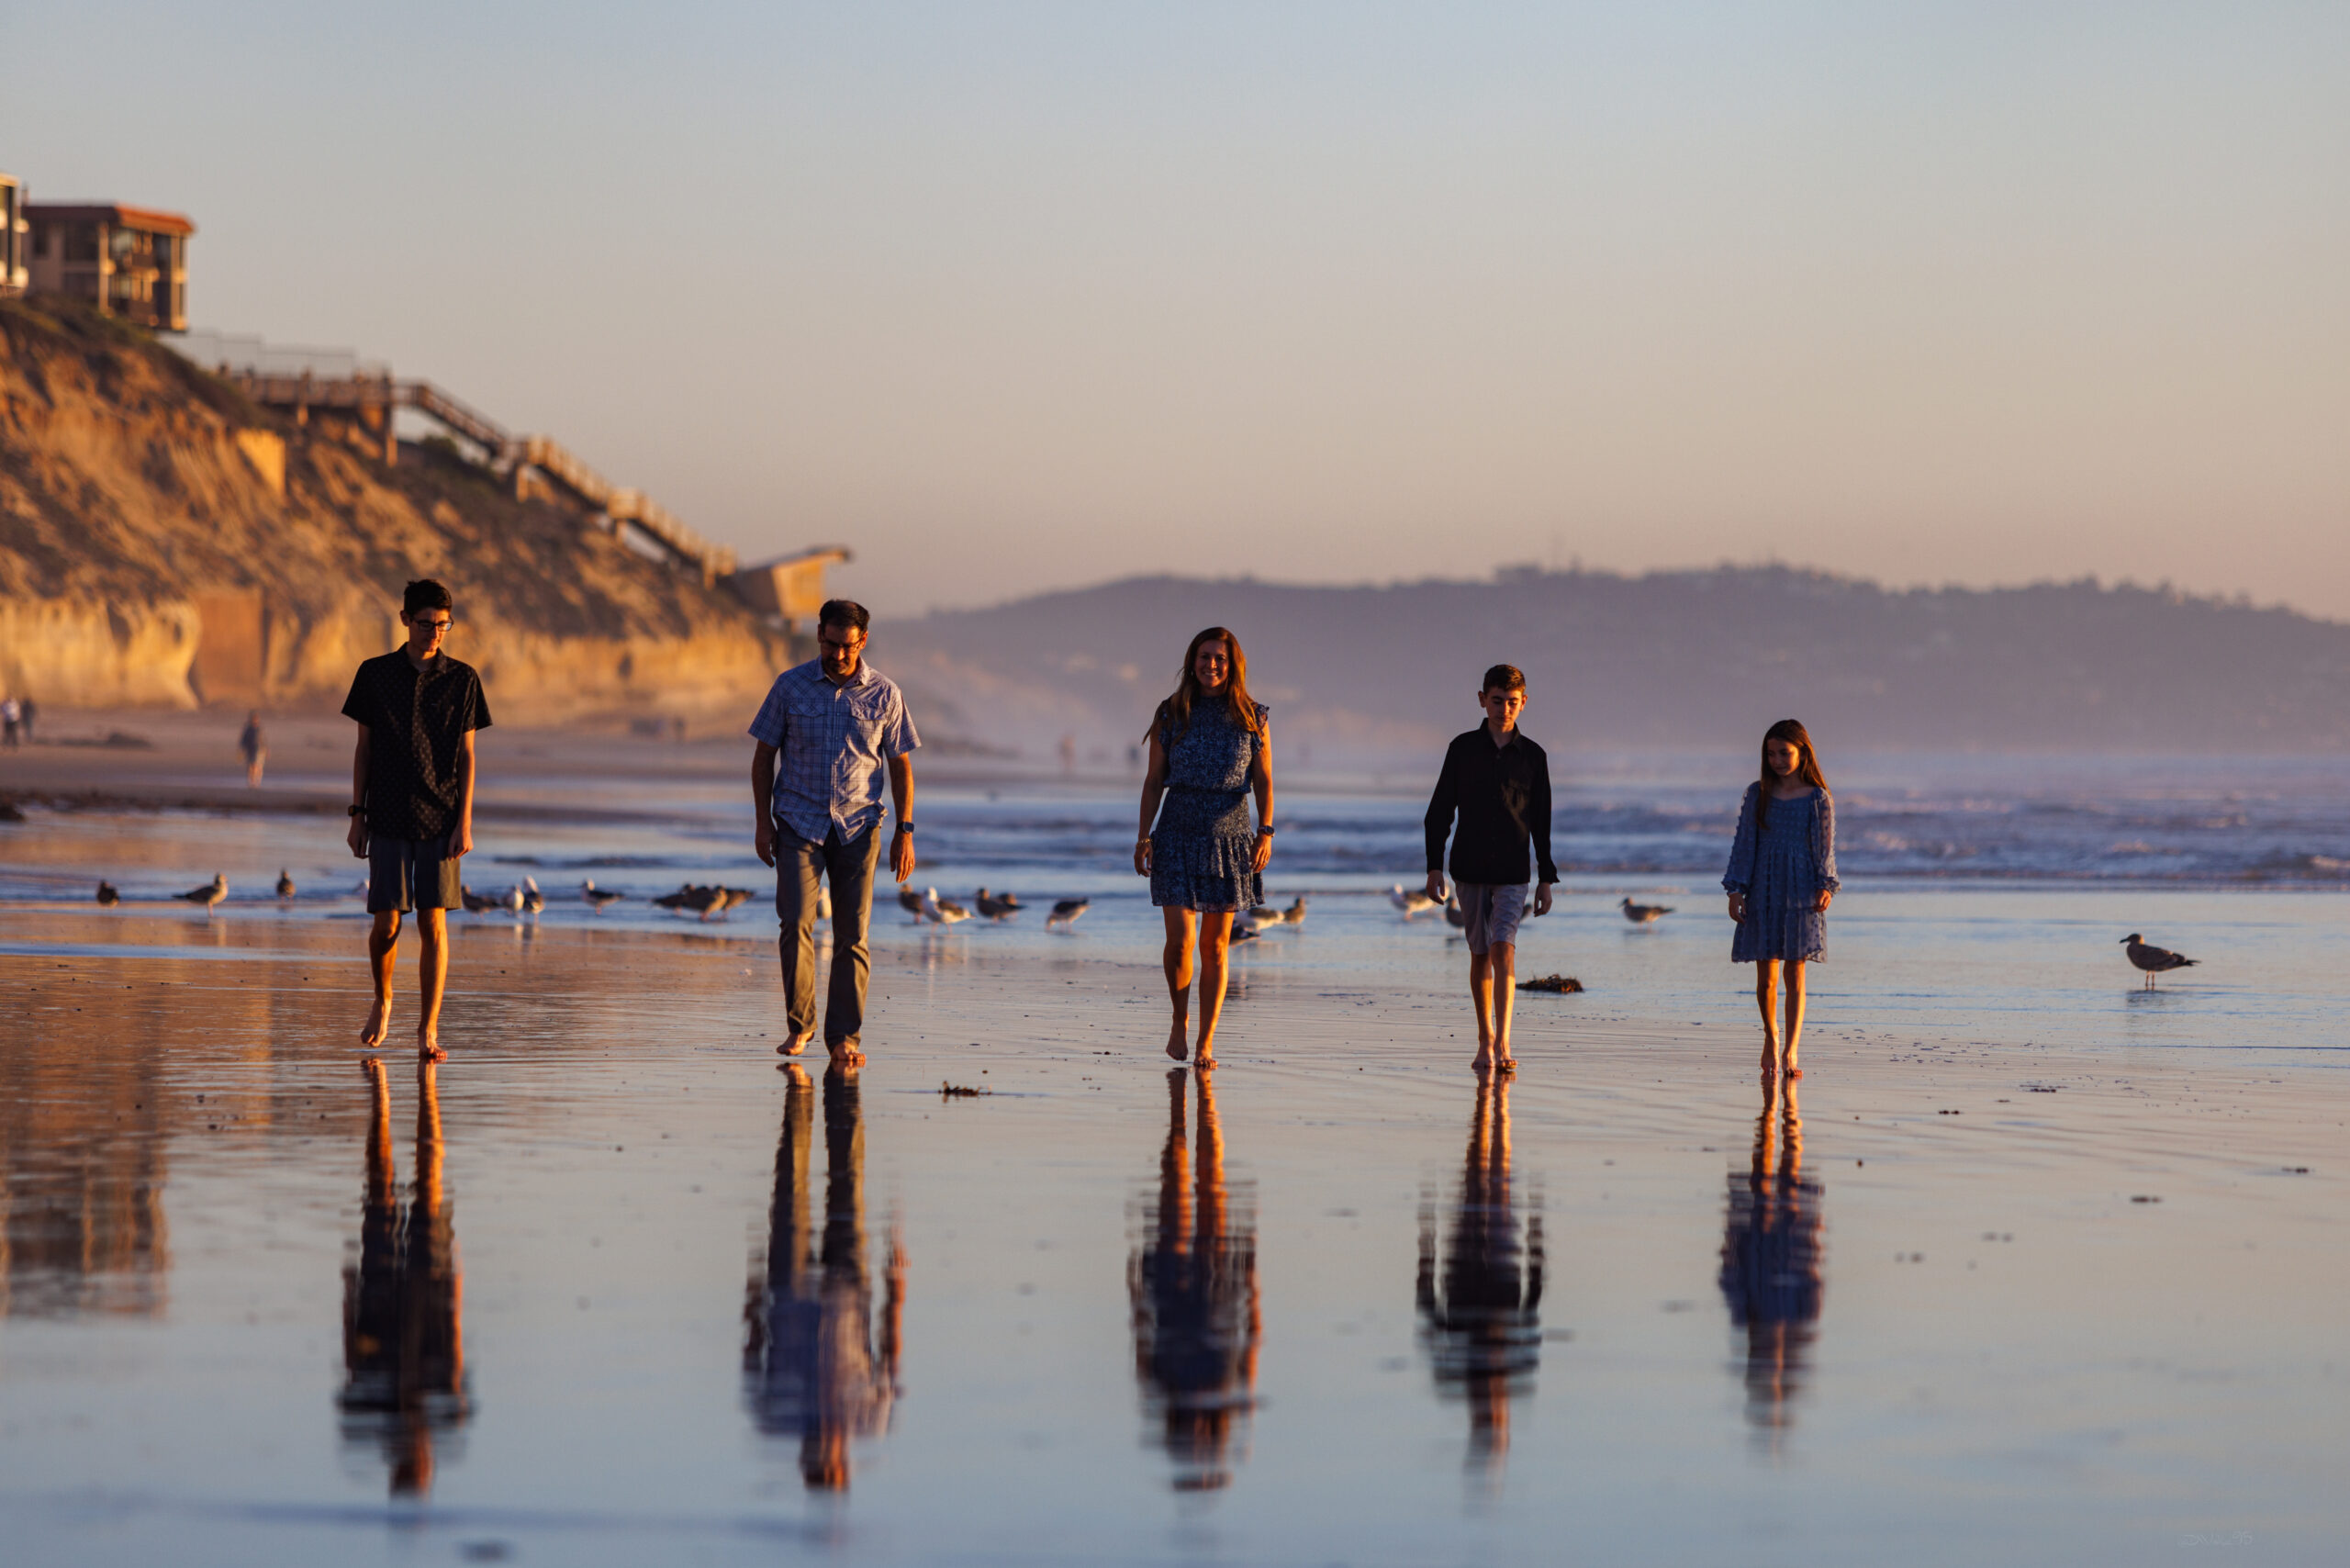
895, 821, 915, 832
347, 804, 367, 818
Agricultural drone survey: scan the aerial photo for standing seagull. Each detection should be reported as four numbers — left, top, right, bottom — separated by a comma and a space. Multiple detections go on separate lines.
581, 879, 624, 911
975, 888, 1024, 920
923, 887, 971, 924
95, 880, 120, 906
1620, 896, 1673, 925
1046, 897, 1091, 930
275, 868, 297, 901
1390, 883, 1438, 919
898, 882, 926, 917
2121, 934, 2198, 988
520, 877, 544, 914
177, 874, 228, 914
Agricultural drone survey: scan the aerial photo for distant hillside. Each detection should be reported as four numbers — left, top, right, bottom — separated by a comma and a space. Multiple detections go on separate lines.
877, 568, 2350, 760
0, 297, 788, 718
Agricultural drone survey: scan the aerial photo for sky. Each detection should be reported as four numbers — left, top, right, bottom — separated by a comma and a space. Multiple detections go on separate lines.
6, 3, 2346, 619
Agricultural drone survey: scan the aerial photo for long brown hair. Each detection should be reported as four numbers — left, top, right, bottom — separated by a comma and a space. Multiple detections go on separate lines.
1755, 719, 1829, 829
1148, 626, 1265, 742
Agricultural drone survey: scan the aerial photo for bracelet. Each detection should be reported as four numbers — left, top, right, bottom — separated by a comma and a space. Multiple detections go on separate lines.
1258, 825, 1276, 835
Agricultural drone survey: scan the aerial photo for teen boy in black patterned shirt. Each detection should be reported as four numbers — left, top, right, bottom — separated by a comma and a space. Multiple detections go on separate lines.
342, 580, 492, 1060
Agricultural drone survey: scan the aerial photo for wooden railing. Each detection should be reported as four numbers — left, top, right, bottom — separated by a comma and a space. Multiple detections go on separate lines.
218, 372, 735, 581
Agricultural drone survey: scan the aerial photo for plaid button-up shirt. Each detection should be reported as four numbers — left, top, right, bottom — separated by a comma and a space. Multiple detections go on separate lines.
747, 659, 921, 845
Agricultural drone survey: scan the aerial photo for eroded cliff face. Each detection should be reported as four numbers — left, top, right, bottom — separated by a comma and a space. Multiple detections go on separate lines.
0, 298, 790, 721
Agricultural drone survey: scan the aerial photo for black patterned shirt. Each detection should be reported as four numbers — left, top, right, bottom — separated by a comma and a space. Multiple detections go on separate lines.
341, 651, 493, 840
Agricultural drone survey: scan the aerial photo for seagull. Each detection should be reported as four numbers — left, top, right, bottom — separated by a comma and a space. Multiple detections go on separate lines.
275, 868, 297, 901
581, 879, 623, 910
2121, 934, 2198, 988
1248, 895, 1308, 927
923, 887, 971, 924
460, 885, 501, 913
1390, 884, 1438, 919
1046, 897, 1091, 929
718, 887, 755, 916
1230, 917, 1260, 942
520, 877, 543, 913
96, 880, 120, 906
1620, 896, 1673, 925
655, 884, 727, 917
504, 883, 527, 914
176, 874, 227, 913
898, 882, 925, 916
975, 888, 1024, 919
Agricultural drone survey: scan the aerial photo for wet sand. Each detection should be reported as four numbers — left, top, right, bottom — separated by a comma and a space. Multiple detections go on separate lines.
2, 907, 2343, 1565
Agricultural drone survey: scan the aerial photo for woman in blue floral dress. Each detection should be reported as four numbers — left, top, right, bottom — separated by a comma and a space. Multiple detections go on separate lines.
1136, 627, 1275, 1069
1723, 719, 1840, 1081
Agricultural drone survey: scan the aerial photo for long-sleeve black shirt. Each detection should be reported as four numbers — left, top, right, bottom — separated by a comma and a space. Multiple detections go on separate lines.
1425, 726, 1558, 887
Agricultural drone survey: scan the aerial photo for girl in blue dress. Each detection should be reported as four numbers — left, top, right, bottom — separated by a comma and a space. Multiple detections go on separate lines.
1136, 627, 1275, 1069
1723, 719, 1840, 1080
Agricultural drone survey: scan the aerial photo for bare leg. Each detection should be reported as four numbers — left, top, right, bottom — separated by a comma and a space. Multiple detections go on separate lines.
1755, 958, 1783, 1076
415, 908, 449, 1060
363, 910, 400, 1046
1470, 950, 1495, 1070
1163, 905, 1197, 1059
1193, 911, 1235, 1066
1781, 959, 1807, 1077
1489, 940, 1517, 1070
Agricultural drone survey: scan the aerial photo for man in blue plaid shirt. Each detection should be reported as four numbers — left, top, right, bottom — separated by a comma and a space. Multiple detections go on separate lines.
749, 599, 920, 1063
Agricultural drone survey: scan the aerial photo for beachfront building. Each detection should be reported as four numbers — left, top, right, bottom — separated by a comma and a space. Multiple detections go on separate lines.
26, 202, 194, 330
0, 174, 27, 296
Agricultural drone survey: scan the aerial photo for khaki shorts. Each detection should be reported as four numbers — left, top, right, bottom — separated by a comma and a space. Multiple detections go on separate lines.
1458, 882, 1528, 955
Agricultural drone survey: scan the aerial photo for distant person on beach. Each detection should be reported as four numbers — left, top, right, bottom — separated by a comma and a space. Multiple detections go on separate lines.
16, 695, 33, 744
240, 710, 267, 787
343, 580, 492, 1061
1423, 665, 1557, 1074
1723, 719, 1839, 1080
1, 696, 17, 747
1136, 627, 1274, 1069
750, 599, 920, 1066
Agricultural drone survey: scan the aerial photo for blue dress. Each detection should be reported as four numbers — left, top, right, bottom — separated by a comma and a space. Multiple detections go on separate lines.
1149, 700, 1269, 912
1722, 783, 1839, 963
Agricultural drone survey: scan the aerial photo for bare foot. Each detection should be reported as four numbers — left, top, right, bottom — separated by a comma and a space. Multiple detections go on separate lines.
1495, 1057, 1517, 1075
361, 998, 391, 1047
1760, 1040, 1781, 1077
1785, 1065, 1803, 1080
826, 1039, 866, 1068
1194, 1052, 1216, 1072
777, 1031, 812, 1057
1473, 1046, 1495, 1072
1166, 1023, 1189, 1062
418, 1025, 445, 1062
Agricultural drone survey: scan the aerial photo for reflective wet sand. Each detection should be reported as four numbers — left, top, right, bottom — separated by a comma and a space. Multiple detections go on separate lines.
2, 907, 2344, 1564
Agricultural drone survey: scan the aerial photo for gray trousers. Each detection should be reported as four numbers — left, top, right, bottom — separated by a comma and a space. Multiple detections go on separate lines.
776, 823, 880, 1045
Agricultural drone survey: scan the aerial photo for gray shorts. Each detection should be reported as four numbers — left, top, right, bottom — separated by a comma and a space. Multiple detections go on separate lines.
368, 831, 462, 913
1459, 882, 1528, 955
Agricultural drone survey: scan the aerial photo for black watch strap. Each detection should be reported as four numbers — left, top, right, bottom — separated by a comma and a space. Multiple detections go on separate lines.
896, 821, 915, 832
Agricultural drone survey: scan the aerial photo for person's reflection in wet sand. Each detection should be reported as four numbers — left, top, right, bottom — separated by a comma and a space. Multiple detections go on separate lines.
1129, 1067, 1259, 1492
743, 1064, 905, 1491
1718, 1074, 1824, 1447
1416, 1073, 1543, 1484
339, 1058, 469, 1495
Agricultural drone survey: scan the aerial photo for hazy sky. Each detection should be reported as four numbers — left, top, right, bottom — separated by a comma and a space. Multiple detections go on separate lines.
7, 3, 2345, 617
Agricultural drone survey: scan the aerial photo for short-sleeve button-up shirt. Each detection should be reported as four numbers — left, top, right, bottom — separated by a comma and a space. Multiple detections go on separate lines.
747, 659, 920, 845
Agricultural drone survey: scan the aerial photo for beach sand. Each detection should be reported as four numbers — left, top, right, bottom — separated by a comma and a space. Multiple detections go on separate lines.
2, 902, 2343, 1565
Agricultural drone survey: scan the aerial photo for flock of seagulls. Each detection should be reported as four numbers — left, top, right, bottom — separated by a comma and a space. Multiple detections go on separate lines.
897, 884, 1094, 932
81, 866, 2211, 988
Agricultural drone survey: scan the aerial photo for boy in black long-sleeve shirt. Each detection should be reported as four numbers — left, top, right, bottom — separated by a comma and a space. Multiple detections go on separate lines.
1424, 664, 1558, 1072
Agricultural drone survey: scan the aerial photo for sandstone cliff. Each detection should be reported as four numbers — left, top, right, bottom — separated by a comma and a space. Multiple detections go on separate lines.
0, 297, 791, 721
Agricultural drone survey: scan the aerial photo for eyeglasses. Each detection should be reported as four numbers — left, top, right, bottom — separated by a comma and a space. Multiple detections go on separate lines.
820, 634, 865, 654
414, 618, 453, 632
